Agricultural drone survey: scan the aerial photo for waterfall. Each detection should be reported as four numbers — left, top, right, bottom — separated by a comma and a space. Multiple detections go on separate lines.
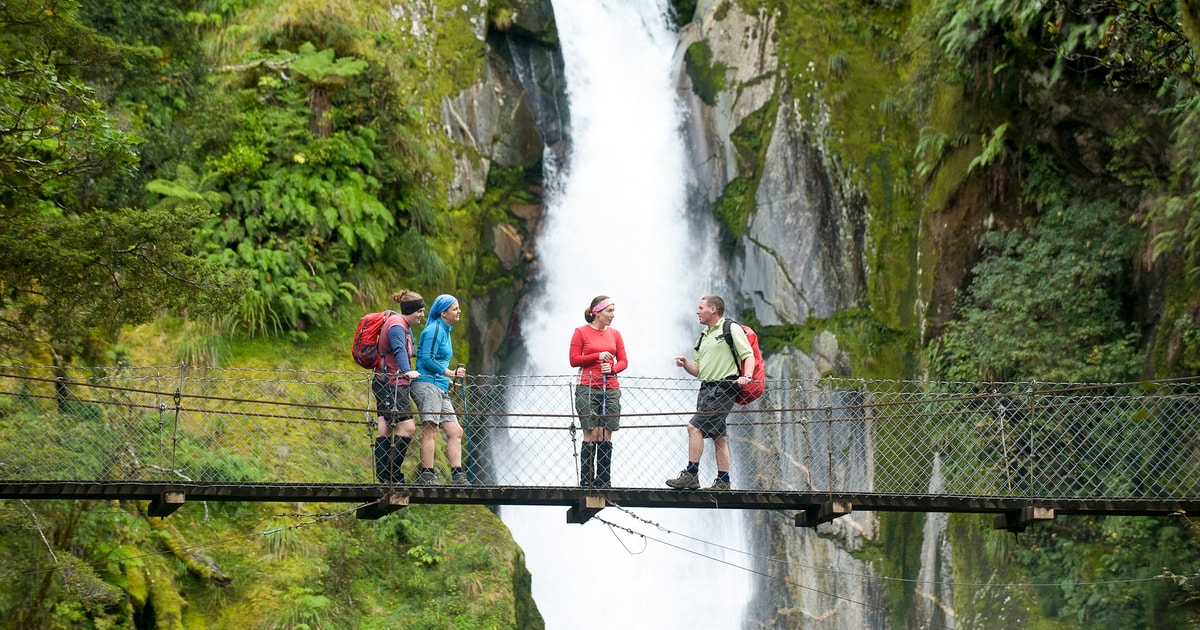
499, 1, 752, 627
916, 453, 954, 628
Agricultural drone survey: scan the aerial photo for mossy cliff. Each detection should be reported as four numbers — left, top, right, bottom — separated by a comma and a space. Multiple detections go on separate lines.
6, 0, 1199, 626
1, 0, 554, 627
680, 0, 1200, 626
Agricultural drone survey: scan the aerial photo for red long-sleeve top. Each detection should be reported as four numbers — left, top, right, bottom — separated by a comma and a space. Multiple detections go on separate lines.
569, 325, 628, 388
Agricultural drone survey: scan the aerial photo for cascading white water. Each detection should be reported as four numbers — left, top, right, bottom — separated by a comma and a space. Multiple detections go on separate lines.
499, 1, 752, 627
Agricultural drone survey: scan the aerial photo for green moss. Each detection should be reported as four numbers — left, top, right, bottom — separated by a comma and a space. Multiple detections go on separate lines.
1150, 267, 1200, 376
731, 99, 778, 176
864, 512, 925, 627
147, 558, 186, 630
684, 40, 729, 106
124, 559, 148, 609
712, 101, 778, 245
947, 515, 1050, 626
743, 0, 923, 335
759, 310, 916, 379
451, 164, 541, 305
713, 177, 756, 243
714, 0, 733, 21
511, 549, 544, 629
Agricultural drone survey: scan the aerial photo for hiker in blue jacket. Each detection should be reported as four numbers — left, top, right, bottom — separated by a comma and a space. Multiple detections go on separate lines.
413, 294, 469, 485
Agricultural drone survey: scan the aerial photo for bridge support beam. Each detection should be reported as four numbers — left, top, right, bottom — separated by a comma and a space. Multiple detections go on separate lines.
795, 501, 852, 528
148, 492, 185, 517
994, 506, 1054, 533
566, 495, 607, 524
356, 492, 410, 520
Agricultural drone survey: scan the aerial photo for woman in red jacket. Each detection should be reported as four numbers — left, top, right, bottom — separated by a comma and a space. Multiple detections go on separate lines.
569, 295, 628, 487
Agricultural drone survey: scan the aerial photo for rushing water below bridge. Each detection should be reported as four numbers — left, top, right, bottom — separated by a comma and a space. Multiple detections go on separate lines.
1, 367, 1197, 523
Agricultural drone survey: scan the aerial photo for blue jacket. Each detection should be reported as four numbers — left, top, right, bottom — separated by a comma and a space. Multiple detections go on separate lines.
415, 295, 458, 392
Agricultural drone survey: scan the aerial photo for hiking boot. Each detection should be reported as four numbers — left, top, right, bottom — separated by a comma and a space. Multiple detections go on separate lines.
450, 470, 470, 485
708, 478, 731, 491
595, 442, 613, 489
579, 442, 596, 487
416, 469, 438, 485
665, 470, 700, 490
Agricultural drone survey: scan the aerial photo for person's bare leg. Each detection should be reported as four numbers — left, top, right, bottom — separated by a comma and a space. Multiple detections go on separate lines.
687, 424, 705, 462
443, 421, 464, 467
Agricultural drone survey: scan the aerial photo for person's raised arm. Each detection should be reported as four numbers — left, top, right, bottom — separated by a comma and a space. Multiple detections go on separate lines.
674, 355, 699, 377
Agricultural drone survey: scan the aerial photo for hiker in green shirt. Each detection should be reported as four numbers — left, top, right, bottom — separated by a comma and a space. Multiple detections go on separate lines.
666, 295, 754, 491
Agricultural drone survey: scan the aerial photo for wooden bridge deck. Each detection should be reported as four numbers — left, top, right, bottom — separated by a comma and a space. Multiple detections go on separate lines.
1, 481, 1194, 530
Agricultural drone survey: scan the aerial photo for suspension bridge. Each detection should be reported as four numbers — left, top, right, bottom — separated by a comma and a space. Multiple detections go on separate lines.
0, 366, 1197, 530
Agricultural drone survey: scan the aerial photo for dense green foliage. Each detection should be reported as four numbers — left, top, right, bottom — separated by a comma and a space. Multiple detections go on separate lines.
5, 0, 1200, 626
933, 191, 1140, 383
1016, 516, 1200, 627
0, 1, 538, 627
0, 0, 245, 364
912, 0, 1200, 626
914, 0, 1196, 384
65, 0, 493, 340
0, 498, 536, 628
167, 42, 424, 336
146, 34, 447, 337
728, 0, 1200, 625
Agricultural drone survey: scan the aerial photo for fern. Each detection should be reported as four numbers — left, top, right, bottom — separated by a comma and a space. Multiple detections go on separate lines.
915, 126, 949, 180
967, 122, 1009, 174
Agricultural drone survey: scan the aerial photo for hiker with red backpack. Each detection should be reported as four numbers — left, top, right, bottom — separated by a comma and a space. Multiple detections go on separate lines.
370, 289, 425, 484
666, 294, 758, 491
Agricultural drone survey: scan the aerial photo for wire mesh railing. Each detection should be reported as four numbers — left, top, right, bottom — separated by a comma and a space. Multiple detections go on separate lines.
0, 366, 1197, 501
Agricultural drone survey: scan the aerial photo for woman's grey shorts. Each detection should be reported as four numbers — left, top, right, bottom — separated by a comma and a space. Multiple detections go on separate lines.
575, 385, 621, 431
412, 381, 457, 424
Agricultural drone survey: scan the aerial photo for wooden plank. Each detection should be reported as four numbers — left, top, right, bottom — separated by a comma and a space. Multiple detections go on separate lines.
148, 492, 185, 517
795, 501, 852, 528
566, 495, 606, 524
356, 492, 410, 520
994, 506, 1055, 533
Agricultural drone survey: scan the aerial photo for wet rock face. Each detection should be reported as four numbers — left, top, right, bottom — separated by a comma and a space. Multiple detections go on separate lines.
680, 2, 865, 326
446, 5, 565, 376
679, 1, 779, 203
442, 50, 544, 207
507, 0, 557, 41
440, 0, 566, 207
738, 88, 868, 325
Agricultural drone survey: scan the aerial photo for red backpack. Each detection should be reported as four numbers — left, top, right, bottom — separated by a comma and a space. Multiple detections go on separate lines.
696, 318, 767, 405
351, 310, 396, 369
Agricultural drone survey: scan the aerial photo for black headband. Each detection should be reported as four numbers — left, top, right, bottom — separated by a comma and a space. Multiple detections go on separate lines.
400, 298, 425, 315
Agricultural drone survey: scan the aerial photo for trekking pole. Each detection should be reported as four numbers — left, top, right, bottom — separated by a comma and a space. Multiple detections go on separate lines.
457, 363, 470, 483
601, 360, 608, 419
569, 374, 580, 484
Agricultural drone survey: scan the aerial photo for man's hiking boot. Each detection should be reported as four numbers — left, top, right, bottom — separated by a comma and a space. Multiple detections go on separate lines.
450, 470, 470, 485
708, 478, 731, 491
416, 469, 438, 485
665, 470, 700, 490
